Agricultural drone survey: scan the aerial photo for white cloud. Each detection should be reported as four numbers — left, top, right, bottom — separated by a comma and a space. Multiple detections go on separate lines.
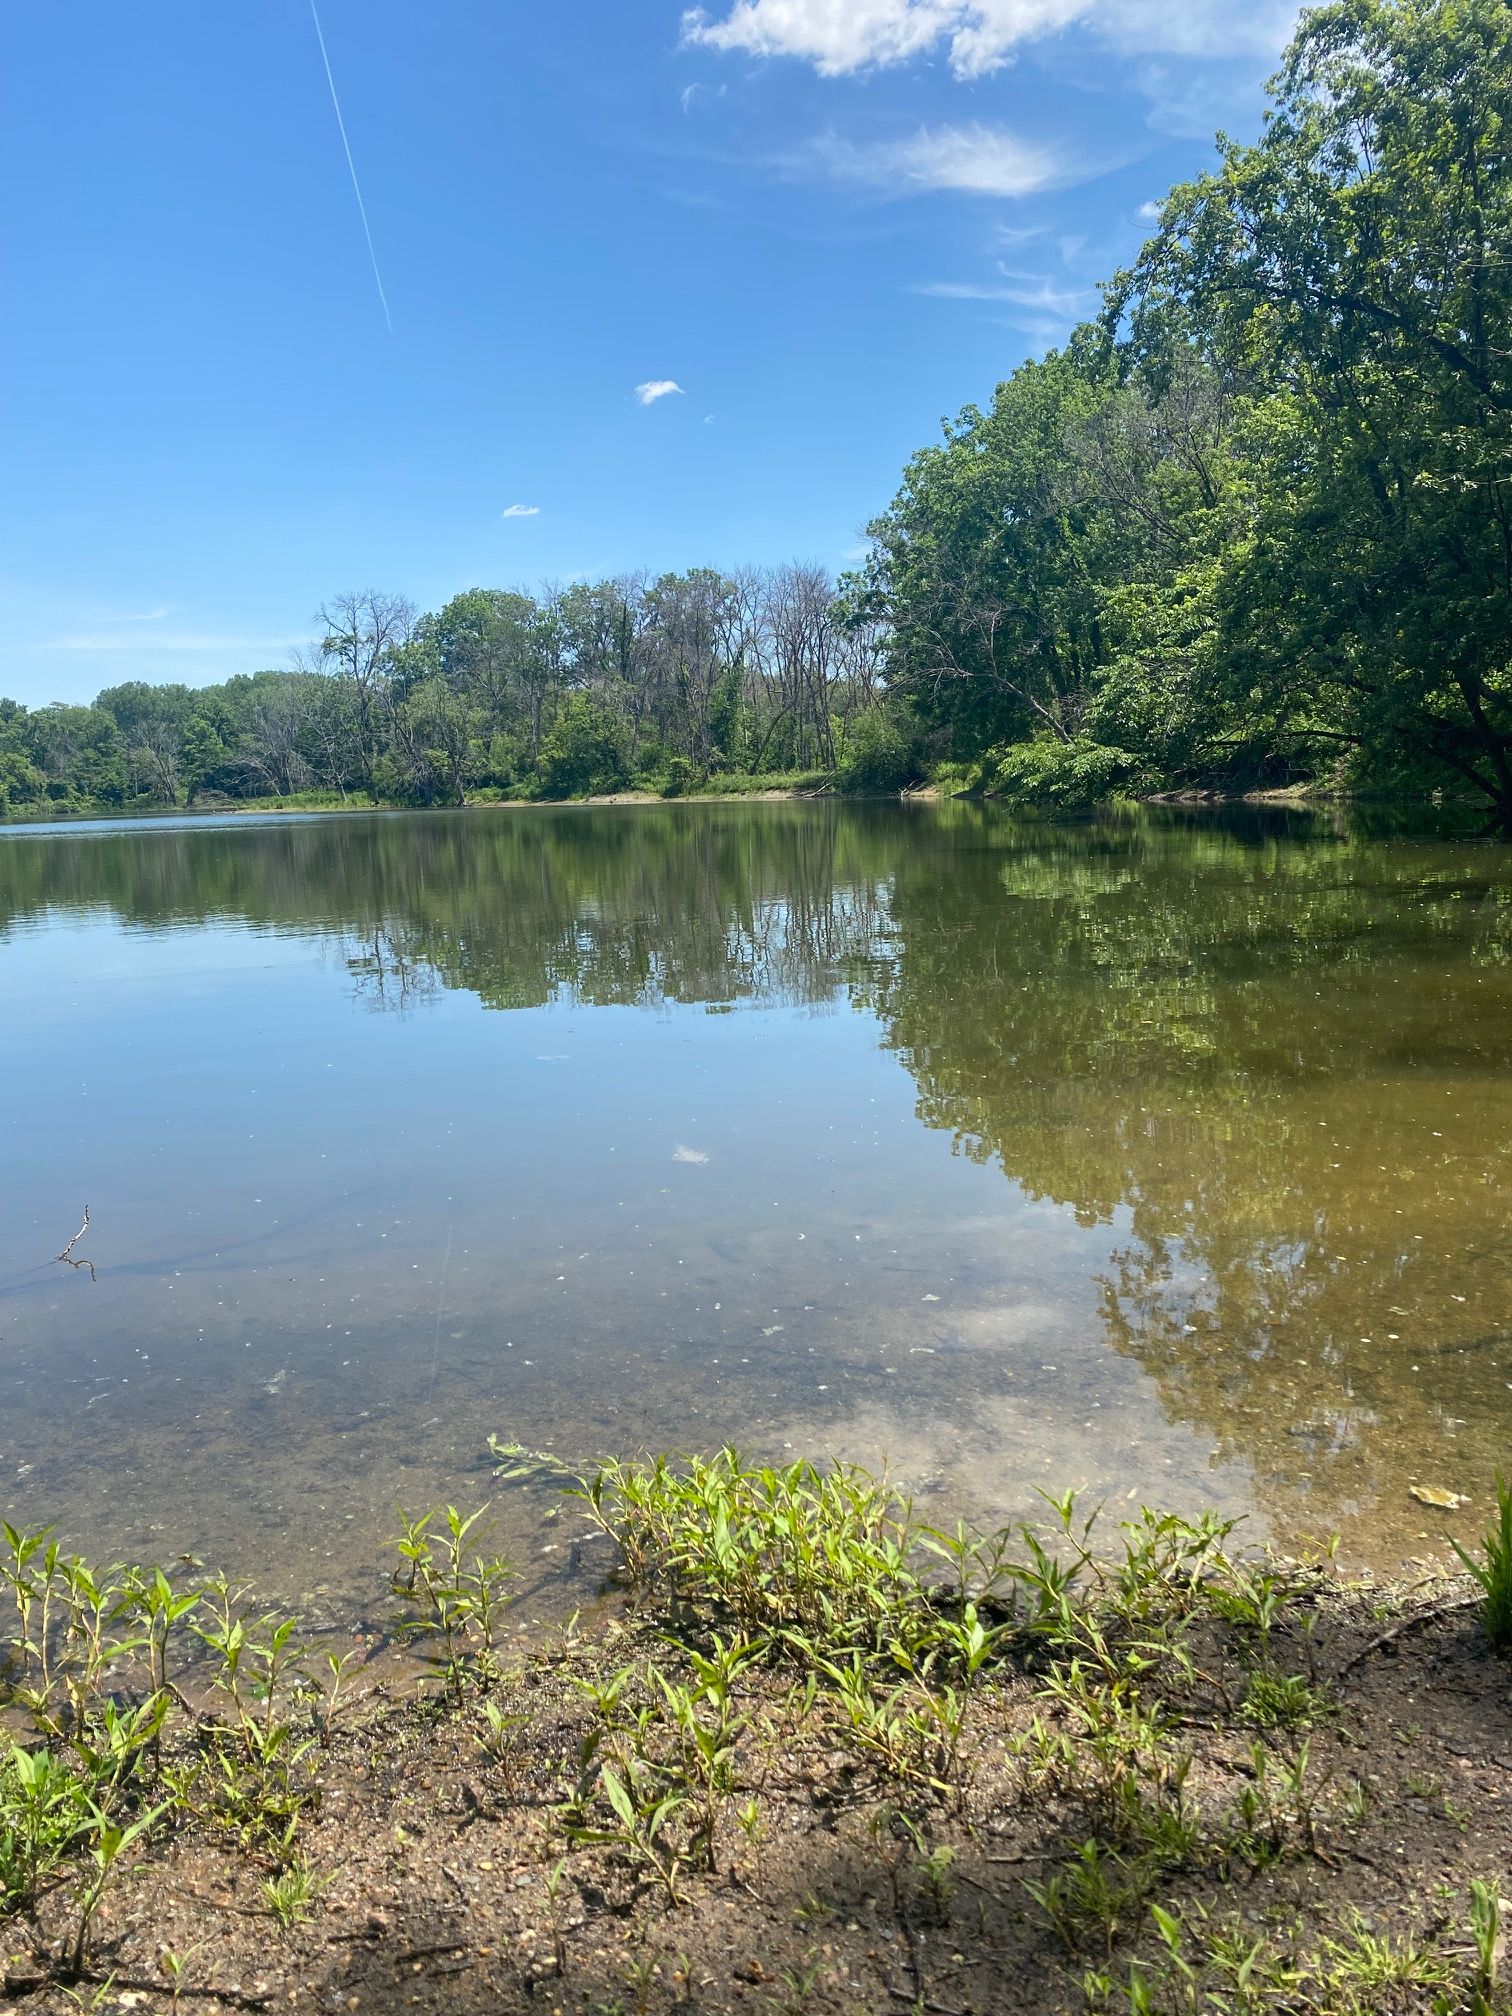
1136, 198, 1162, 220
635, 379, 685, 405
806, 122, 1066, 197
683, 0, 1297, 78
500, 503, 541, 518
687, 0, 967, 75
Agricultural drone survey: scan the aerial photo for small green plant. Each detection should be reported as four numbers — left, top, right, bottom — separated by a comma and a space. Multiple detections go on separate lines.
389, 1503, 514, 1702
1005, 1710, 1079, 1801
477, 1699, 531, 1776
204, 1717, 316, 1856
767, 1954, 825, 2015
0, 1528, 159, 1740
0, 1743, 94, 1910
917, 1517, 1020, 1610
1093, 1904, 1296, 2016
1114, 1508, 1243, 1621
652, 1635, 760, 1871
568, 1759, 688, 1902
68, 1794, 171, 1974
900, 1818, 955, 1923
1027, 1837, 1152, 1960
157, 1940, 207, 2006
122, 1565, 201, 1701
1, 1522, 63, 1710
1467, 1879, 1504, 2016
617, 1950, 658, 2014
1452, 1475, 1512, 1651
1227, 1739, 1322, 1865
262, 1858, 324, 1929
314, 1646, 361, 1732
1205, 1566, 1290, 1650
69, 1691, 168, 1797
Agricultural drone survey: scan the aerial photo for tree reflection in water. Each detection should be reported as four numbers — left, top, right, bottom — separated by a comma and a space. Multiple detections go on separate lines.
4, 799, 1509, 1553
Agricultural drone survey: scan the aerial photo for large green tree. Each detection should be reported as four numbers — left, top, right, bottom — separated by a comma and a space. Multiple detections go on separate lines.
1125, 0, 1512, 823
864, 348, 1114, 761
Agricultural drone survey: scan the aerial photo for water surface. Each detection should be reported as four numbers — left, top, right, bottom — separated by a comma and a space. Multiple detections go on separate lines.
2, 801, 1509, 1618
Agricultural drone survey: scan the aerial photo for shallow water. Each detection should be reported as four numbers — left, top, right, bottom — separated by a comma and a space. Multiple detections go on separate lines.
1, 799, 1509, 1620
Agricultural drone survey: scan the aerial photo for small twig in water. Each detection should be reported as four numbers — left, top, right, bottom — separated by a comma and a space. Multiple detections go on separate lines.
55, 1205, 96, 1282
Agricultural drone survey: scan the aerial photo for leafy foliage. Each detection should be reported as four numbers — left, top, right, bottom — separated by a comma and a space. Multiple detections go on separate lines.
863, 0, 1512, 824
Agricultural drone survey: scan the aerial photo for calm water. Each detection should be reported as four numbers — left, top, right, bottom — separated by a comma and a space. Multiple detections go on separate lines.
2, 800, 1509, 1621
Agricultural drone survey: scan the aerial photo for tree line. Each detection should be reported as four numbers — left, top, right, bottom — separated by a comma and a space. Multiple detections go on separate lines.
4, 0, 1508, 824
0, 567, 898, 816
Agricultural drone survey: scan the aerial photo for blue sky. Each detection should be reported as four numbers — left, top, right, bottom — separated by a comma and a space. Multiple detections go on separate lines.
0, 0, 1298, 708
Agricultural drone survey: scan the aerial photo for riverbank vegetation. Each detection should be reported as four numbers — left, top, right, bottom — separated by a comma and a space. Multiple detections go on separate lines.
0, 570, 900, 820
1, 1451, 1507, 2012
4, 0, 1509, 827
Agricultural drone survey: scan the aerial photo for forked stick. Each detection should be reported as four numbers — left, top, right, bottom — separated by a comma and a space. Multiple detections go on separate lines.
56, 1205, 96, 1282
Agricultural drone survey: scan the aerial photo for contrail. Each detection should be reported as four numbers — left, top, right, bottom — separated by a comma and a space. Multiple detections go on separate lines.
309, 0, 392, 332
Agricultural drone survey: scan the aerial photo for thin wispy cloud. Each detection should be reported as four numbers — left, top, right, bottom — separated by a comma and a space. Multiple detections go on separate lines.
1134, 59, 1259, 139
997, 313, 1075, 352
635, 379, 685, 405
914, 275, 1093, 312
680, 79, 728, 113
683, 0, 1297, 79
801, 123, 1069, 199
1100, 0, 1298, 61
309, 0, 392, 332
500, 503, 541, 518
44, 631, 296, 654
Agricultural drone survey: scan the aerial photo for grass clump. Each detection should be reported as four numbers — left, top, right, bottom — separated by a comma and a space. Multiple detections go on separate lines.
1237, 1668, 1333, 1730
1452, 1474, 1512, 1651
1087, 1892, 1506, 2016
551, 1445, 924, 1647
261, 1857, 325, 1930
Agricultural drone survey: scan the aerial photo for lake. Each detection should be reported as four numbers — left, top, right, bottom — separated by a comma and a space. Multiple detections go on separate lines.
1, 799, 1509, 1624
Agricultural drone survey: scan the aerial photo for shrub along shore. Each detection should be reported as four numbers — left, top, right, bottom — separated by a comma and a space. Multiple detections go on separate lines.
2, 1449, 1508, 2015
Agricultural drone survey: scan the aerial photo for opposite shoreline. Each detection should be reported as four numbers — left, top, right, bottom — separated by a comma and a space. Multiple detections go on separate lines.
0, 779, 1472, 828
